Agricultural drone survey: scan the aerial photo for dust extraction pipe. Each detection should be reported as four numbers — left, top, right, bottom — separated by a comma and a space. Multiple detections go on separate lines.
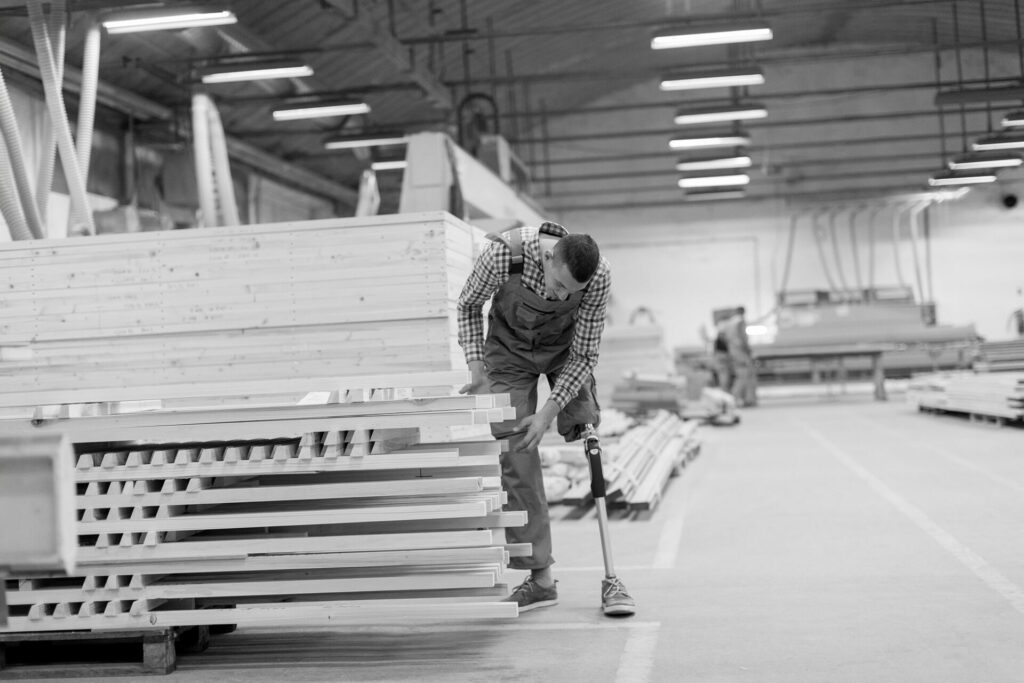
0, 134, 34, 240
27, 0, 95, 234
68, 16, 101, 234
906, 199, 932, 303
191, 92, 217, 226
206, 97, 240, 226
34, 0, 66, 227
0, 67, 44, 238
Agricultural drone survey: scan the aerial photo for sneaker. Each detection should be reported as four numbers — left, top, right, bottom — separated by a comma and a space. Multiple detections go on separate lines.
504, 576, 558, 612
601, 576, 636, 617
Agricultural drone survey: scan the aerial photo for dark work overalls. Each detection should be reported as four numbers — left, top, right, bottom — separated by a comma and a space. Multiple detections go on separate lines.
483, 229, 601, 570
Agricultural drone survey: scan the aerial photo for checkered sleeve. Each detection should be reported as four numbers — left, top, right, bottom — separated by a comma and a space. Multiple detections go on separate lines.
549, 260, 611, 409
457, 240, 508, 363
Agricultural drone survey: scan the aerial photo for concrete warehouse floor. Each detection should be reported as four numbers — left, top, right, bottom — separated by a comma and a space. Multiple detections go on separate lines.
23, 396, 1024, 683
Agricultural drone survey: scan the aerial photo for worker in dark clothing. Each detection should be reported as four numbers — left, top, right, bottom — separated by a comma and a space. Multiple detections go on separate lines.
726, 307, 758, 407
457, 221, 635, 616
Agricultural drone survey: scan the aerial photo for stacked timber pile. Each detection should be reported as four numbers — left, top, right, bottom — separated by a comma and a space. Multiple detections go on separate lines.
593, 324, 675, 407
559, 411, 700, 511
1, 387, 523, 633
973, 340, 1024, 372
907, 371, 1024, 421
0, 211, 479, 414
610, 373, 688, 415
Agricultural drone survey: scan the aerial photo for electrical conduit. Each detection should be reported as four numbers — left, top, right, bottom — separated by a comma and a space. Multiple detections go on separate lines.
26, 0, 95, 235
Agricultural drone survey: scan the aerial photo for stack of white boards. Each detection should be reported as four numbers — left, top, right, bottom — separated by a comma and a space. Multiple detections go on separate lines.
0, 389, 525, 632
0, 211, 481, 413
593, 325, 676, 407
907, 371, 1024, 421
562, 411, 699, 511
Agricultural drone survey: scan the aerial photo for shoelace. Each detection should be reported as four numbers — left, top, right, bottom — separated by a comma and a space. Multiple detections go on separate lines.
603, 577, 630, 599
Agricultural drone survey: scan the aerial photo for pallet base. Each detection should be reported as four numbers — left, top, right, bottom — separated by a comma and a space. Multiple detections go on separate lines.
0, 626, 208, 678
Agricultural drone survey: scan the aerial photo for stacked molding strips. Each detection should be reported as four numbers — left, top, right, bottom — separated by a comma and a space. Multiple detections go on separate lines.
907, 371, 1024, 421
593, 325, 676, 408
0, 211, 479, 411
2, 389, 525, 632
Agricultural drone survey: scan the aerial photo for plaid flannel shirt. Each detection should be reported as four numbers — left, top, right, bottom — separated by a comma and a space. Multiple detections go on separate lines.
457, 223, 611, 410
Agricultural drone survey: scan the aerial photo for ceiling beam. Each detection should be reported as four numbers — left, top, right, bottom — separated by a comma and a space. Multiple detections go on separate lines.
322, 0, 452, 110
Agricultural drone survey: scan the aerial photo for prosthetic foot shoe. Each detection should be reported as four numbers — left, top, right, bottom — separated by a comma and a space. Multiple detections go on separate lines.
601, 576, 636, 617
504, 576, 558, 612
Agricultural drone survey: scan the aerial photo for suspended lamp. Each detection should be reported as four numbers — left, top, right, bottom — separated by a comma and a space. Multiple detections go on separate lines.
651, 24, 773, 50
102, 6, 236, 33
674, 103, 766, 126
660, 67, 765, 91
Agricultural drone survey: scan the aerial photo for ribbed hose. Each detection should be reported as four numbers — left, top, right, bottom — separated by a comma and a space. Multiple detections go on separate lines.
0, 133, 34, 240
0, 67, 44, 238
206, 97, 240, 226
26, 0, 94, 235
811, 209, 838, 291
191, 92, 217, 226
67, 17, 101, 234
907, 200, 931, 304
847, 205, 865, 293
34, 0, 66, 227
827, 208, 851, 297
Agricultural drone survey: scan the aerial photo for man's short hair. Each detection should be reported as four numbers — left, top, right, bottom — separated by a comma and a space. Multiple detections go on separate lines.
554, 234, 600, 283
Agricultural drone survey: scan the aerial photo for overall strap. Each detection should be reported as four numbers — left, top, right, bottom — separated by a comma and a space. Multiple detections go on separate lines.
485, 229, 525, 275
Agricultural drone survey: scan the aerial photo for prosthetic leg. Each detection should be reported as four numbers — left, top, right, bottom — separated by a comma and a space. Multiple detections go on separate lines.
582, 424, 636, 616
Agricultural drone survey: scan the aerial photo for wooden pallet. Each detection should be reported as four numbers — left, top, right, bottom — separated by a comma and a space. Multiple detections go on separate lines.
0, 625, 208, 677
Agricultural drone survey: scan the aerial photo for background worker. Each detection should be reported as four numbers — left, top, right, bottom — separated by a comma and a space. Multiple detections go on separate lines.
725, 307, 758, 407
457, 221, 636, 616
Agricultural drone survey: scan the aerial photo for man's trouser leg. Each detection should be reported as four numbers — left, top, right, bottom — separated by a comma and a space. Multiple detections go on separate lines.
487, 367, 552, 570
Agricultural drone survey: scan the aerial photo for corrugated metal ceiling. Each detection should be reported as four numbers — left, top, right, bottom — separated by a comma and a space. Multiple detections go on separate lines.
1, 0, 1024, 209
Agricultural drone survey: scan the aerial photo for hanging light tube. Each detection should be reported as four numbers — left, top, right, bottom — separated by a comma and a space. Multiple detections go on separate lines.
660, 67, 765, 91
947, 151, 1023, 170
972, 133, 1024, 150
678, 174, 750, 189
370, 160, 407, 171
273, 100, 371, 121
651, 24, 773, 50
927, 171, 997, 186
1002, 109, 1024, 127
201, 60, 313, 84
676, 155, 752, 172
324, 134, 408, 150
669, 132, 751, 150
674, 103, 767, 125
102, 7, 236, 33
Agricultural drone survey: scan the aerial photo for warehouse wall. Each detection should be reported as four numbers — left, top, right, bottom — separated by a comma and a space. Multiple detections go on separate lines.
547, 48, 1024, 350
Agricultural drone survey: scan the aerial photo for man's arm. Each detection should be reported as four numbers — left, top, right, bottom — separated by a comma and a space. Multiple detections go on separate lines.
456, 242, 503, 394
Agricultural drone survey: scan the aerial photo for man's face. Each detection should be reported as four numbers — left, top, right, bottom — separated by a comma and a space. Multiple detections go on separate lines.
542, 252, 588, 301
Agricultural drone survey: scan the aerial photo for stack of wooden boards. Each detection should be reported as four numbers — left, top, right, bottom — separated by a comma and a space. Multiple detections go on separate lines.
972, 339, 1024, 372
593, 324, 675, 408
0, 211, 478, 413
560, 411, 699, 511
1, 387, 524, 633
907, 371, 1024, 421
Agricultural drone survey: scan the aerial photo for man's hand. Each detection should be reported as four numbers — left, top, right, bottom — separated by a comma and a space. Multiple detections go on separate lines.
459, 360, 488, 395
515, 400, 560, 451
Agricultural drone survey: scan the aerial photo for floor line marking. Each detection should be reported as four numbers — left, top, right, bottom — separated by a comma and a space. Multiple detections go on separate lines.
615, 621, 660, 683
849, 413, 1024, 495
794, 418, 1024, 616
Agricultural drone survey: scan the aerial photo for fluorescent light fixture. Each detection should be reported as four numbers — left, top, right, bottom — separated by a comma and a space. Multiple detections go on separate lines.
370, 160, 407, 171
674, 103, 767, 125
652, 24, 773, 50
928, 171, 997, 186
102, 7, 236, 33
272, 100, 371, 121
676, 155, 752, 172
678, 173, 750, 189
670, 133, 751, 150
324, 134, 408, 151
947, 151, 1023, 170
660, 68, 765, 92
1002, 109, 1024, 127
684, 188, 747, 201
201, 60, 313, 84
746, 324, 769, 336
972, 134, 1024, 151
